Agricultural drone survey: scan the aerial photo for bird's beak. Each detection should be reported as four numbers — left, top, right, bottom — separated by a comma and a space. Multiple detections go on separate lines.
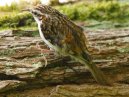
21, 8, 30, 12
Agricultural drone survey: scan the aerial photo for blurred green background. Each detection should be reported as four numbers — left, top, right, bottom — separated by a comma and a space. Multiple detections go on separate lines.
0, 0, 129, 30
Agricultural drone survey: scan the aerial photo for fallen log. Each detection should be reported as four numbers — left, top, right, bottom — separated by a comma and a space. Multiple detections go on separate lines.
50, 84, 129, 97
0, 28, 129, 95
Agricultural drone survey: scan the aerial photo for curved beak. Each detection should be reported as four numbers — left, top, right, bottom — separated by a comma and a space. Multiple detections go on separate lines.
21, 8, 31, 12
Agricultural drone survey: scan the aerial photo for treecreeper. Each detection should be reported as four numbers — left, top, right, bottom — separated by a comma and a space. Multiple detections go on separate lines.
23, 4, 111, 85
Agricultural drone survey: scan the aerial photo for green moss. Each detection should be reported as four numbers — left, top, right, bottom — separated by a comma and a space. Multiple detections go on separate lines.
117, 47, 129, 53
0, 12, 35, 29
0, 1, 129, 29
56, 1, 129, 22
0, 2, 20, 12
0, 49, 16, 56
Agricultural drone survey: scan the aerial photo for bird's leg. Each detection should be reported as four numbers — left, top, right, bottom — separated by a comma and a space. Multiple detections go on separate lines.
36, 42, 51, 53
35, 42, 49, 67
40, 52, 47, 67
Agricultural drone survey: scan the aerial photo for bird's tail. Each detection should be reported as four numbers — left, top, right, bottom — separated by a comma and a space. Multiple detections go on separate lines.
86, 61, 111, 85
81, 52, 111, 85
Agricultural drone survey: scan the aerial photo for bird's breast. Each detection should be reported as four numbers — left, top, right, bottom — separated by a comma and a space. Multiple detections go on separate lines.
38, 24, 53, 49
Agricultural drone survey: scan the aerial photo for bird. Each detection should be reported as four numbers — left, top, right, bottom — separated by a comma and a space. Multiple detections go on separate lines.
23, 4, 111, 85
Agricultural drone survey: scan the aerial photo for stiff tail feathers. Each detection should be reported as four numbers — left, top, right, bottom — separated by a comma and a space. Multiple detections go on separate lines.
82, 51, 111, 85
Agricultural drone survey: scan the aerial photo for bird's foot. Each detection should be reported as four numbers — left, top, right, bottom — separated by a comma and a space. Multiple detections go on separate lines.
40, 53, 48, 67
35, 42, 55, 67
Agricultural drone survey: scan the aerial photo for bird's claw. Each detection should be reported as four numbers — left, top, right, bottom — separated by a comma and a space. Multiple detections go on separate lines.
35, 42, 49, 67
41, 53, 48, 67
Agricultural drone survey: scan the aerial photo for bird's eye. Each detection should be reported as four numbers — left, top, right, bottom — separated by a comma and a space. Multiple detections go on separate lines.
32, 10, 37, 15
33, 12, 37, 15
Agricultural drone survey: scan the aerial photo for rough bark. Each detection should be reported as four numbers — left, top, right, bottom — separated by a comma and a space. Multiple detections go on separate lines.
50, 84, 129, 97
0, 28, 129, 96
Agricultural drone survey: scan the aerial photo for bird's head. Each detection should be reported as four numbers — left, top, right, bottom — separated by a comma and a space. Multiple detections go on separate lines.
23, 4, 54, 24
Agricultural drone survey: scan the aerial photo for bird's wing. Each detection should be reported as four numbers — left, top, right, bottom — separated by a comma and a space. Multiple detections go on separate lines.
40, 14, 89, 56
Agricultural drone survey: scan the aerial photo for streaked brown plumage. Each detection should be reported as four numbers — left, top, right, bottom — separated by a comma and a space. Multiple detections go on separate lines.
25, 4, 110, 85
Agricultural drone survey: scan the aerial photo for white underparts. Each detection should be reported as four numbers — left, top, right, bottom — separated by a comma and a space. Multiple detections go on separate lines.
33, 15, 55, 50
38, 24, 53, 49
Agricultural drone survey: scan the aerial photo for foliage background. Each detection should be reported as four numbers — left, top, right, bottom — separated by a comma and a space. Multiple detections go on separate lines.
0, 0, 129, 30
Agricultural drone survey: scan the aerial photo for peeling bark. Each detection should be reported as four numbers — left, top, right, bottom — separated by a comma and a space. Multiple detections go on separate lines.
0, 28, 129, 96
50, 84, 129, 97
